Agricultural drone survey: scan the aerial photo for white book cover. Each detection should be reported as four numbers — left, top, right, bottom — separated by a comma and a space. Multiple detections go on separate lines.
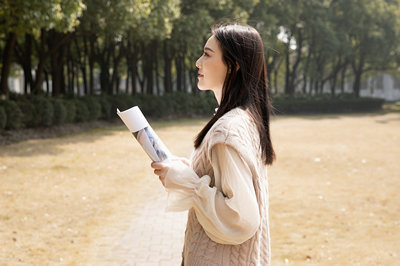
117, 106, 172, 162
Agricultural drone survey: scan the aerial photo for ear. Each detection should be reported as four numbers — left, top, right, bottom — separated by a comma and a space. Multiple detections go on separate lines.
228, 63, 240, 74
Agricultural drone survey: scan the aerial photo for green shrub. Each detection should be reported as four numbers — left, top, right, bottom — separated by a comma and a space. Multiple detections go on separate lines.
52, 98, 67, 125
63, 100, 76, 123
123, 94, 139, 107
74, 99, 90, 122
109, 95, 131, 118
15, 98, 38, 128
82, 96, 101, 121
271, 95, 384, 114
33, 96, 54, 127
97, 95, 113, 120
0, 106, 6, 131
0, 99, 23, 129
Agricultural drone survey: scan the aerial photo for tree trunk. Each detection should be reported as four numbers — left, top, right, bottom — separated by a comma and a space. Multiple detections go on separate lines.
81, 36, 88, 94
144, 41, 156, 94
163, 40, 173, 93
330, 77, 337, 96
353, 71, 362, 97
49, 30, 67, 97
265, 52, 275, 92
67, 42, 72, 93
125, 68, 130, 93
302, 39, 313, 94
33, 30, 47, 94
273, 68, 278, 94
24, 34, 33, 94
153, 41, 160, 95
176, 55, 183, 92
116, 76, 120, 94
0, 32, 17, 98
45, 70, 50, 95
89, 34, 96, 95
308, 78, 313, 95
182, 44, 187, 93
131, 51, 138, 95
340, 63, 347, 94
76, 64, 80, 95
284, 41, 291, 95
111, 42, 124, 95
352, 55, 364, 97
99, 42, 112, 95
288, 29, 303, 95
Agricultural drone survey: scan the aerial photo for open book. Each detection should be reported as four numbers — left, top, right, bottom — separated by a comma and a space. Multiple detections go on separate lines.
117, 106, 172, 162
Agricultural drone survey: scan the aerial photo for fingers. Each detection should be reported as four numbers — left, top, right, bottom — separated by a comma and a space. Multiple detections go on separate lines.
159, 176, 165, 186
170, 157, 191, 166
151, 161, 170, 187
181, 158, 191, 166
151, 162, 166, 169
153, 168, 166, 176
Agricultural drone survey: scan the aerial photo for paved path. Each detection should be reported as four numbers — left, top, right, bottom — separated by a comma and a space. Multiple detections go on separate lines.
91, 174, 187, 266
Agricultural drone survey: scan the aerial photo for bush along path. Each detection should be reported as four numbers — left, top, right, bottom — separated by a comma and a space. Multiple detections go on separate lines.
0, 92, 217, 133
0, 92, 385, 133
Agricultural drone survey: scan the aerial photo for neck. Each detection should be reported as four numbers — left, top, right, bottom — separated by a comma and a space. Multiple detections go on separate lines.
212, 88, 222, 105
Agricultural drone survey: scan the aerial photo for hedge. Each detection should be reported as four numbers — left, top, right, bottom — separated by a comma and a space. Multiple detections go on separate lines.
63, 100, 76, 123
16, 98, 38, 127
0, 93, 385, 131
271, 95, 385, 114
0, 99, 23, 129
82, 96, 101, 121
74, 99, 90, 122
33, 96, 54, 127
0, 106, 6, 131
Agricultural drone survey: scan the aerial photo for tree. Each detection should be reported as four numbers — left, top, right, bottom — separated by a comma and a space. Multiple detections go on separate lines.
333, 0, 400, 96
0, 0, 85, 97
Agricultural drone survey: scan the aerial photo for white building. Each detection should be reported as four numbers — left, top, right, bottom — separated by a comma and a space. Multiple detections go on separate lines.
360, 73, 400, 101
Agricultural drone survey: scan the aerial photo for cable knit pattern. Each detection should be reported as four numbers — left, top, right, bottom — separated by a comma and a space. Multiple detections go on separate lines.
182, 107, 271, 266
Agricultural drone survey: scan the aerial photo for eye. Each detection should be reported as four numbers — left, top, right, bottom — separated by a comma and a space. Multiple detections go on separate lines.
203, 52, 209, 57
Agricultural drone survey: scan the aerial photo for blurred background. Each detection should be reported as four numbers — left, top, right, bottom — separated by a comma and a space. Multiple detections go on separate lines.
1, 0, 400, 131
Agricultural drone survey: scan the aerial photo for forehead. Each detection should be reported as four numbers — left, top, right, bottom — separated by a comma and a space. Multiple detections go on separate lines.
204, 35, 220, 50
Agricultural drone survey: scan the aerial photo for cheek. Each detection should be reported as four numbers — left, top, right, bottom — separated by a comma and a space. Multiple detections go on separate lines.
208, 61, 227, 81
215, 64, 227, 84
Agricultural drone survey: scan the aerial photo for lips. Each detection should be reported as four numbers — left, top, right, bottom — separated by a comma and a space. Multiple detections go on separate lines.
198, 72, 204, 78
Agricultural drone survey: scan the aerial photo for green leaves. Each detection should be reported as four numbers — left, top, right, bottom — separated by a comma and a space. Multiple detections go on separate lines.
0, 0, 85, 34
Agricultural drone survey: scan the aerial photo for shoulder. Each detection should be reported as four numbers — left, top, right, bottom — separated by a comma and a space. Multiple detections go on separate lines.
212, 107, 251, 131
206, 107, 261, 169
208, 107, 257, 147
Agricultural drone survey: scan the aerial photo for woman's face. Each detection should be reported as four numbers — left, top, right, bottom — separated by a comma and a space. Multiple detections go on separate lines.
196, 35, 227, 104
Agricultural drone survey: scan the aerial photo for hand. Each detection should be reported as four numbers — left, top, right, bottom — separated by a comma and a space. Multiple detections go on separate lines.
151, 157, 191, 187
173, 156, 191, 167
151, 161, 170, 186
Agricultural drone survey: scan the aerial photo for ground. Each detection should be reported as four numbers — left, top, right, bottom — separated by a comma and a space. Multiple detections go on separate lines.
0, 112, 399, 265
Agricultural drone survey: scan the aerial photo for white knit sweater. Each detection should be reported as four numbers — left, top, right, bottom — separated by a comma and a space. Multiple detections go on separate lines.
165, 107, 271, 265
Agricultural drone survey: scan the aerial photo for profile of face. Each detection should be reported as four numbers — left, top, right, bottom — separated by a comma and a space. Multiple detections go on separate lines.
195, 35, 228, 104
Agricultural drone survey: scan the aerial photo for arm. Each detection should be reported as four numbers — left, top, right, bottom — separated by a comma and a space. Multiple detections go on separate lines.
152, 144, 260, 245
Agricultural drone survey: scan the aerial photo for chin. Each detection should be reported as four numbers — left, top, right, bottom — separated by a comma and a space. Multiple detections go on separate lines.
196, 82, 208, 91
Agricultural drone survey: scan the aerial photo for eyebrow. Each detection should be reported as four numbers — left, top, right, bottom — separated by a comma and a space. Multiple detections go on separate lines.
204, 47, 215, 53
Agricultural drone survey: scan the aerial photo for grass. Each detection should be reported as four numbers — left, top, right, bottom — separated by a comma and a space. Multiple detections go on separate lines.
1, 112, 400, 265
382, 101, 400, 113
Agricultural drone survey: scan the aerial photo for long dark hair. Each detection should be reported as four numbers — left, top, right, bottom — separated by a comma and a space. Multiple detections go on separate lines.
194, 23, 276, 165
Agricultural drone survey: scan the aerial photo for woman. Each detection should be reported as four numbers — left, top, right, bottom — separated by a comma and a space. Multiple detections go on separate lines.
151, 23, 275, 265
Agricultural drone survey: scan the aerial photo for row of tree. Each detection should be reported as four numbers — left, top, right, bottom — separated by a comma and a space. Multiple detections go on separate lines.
1, 0, 400, 99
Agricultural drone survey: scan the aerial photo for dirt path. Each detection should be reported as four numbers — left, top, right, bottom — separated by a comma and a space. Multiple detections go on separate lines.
0, 113, 399, 265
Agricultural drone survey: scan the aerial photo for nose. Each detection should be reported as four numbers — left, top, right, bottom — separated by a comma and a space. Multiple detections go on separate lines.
195, 57, 201, 69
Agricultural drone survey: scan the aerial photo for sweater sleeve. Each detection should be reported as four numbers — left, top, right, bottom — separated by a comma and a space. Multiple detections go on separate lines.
164, 143, 260, 245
